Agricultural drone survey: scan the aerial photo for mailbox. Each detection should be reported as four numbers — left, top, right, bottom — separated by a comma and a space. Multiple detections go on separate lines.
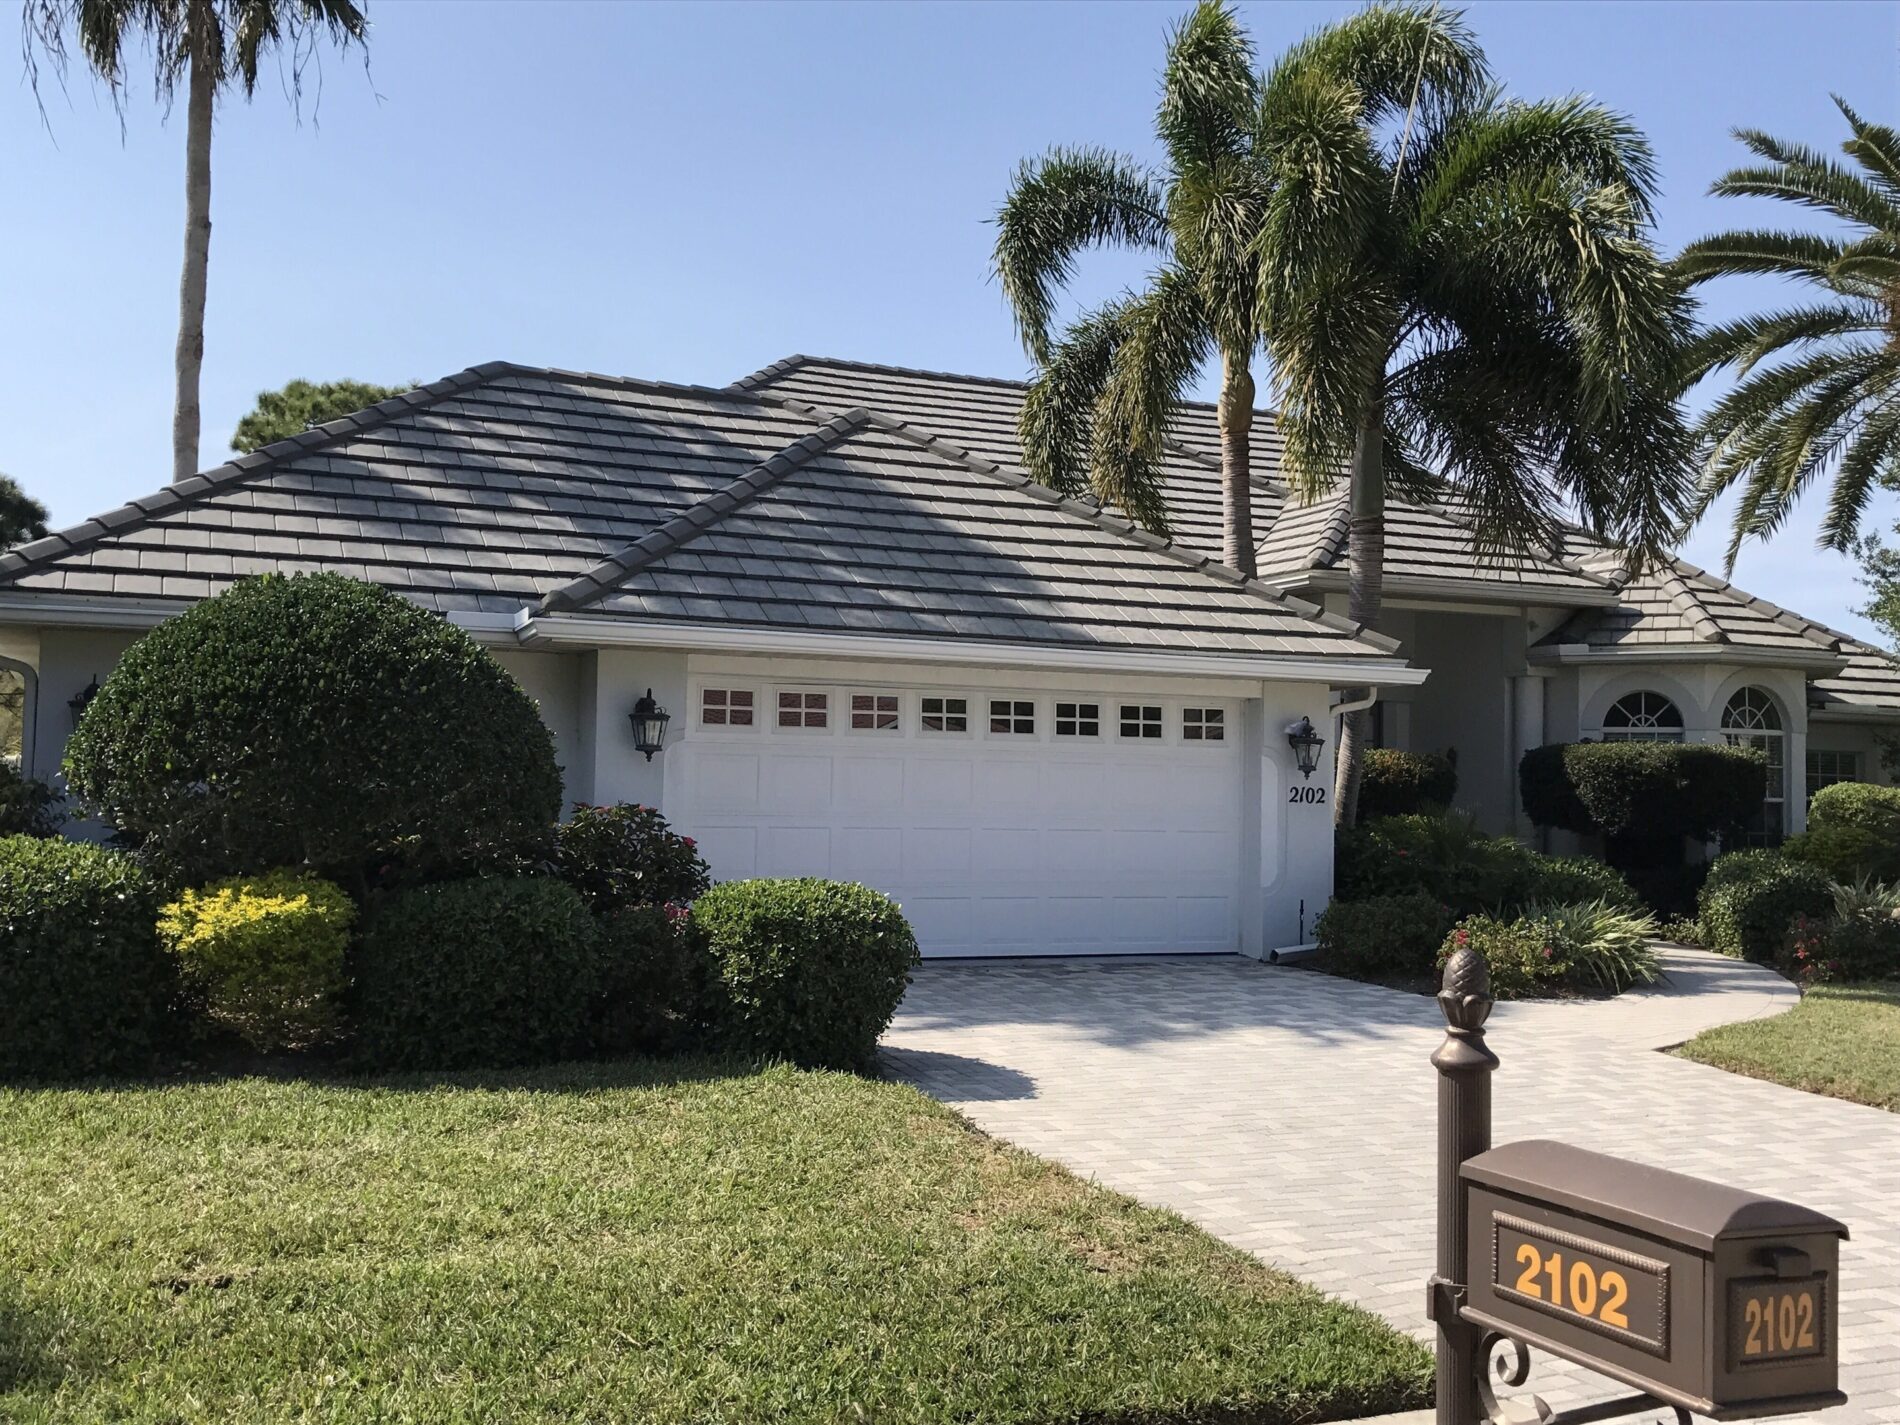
1460, 1139, 1848, 1420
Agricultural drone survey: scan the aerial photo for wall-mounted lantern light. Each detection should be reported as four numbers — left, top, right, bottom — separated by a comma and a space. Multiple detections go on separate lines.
68, 675, 100, 728
1285, 716, 1325, 780
629, 689, 671, 762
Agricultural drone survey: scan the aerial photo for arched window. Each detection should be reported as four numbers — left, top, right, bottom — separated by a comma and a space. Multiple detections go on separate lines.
1600, 691, 1684, 743
1722, 687, 1786, 844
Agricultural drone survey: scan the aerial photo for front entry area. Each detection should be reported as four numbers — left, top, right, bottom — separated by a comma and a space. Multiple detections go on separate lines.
668, 676, 1248, 957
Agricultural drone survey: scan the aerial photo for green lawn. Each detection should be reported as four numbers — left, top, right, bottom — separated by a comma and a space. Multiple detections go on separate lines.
1677, 982, 1900, 1111
0, 1059, 1431, 1424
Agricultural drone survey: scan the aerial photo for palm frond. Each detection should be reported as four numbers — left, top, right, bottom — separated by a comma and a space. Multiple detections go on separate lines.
1018, 303, 1131, 498
1835, 96, 1900, 199
1157, 1, 1257, 177
1713, 145, 1900, 236
993, 148, 1171, 364
1269, 2, 1489, 133
1820, 398, 1900, 550
1088, 267, 1212, 534
1681, 303, 1878, 383
1674, 229, 1849, 285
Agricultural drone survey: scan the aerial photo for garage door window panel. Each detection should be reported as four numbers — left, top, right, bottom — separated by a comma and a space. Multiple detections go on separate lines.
700, 688, 756, 728
1055, 702, 1100, 737
776, 690, 830, 730
849, 692, 900, 732
1182, 707, 1224, 742
920, 696, 969, 735
990, 699, 1036, 736
1119, 705, 1163, 740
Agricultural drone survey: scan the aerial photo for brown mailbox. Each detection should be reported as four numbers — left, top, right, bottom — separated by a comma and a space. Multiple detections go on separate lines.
1460, 1140, 1847, 1420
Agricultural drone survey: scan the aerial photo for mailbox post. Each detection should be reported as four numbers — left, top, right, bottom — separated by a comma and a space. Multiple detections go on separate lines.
1429, 946, 1849, 1425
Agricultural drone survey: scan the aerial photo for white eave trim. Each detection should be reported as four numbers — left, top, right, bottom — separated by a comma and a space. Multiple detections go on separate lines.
1809, 704, 1900, 724
1528, 642, 1848, 673
0, 592, 525, 646
1280, 570, 1622, 609
513, 610, 1431, 686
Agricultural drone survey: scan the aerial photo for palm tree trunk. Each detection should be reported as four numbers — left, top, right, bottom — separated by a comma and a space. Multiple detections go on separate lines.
1335, 401, 1385, 827
1217, 351, 1257, 578
173, 29, 214, 486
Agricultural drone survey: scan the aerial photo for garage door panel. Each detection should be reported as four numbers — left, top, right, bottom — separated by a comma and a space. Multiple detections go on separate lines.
675, 695, 1247, 958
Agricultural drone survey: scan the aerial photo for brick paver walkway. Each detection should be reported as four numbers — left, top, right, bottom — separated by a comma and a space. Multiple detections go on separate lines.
884, 950, 1899, 1425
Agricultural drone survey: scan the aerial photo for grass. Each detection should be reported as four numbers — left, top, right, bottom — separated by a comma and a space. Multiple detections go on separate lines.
0, 1058, 1431, 1424
1676, 982, 1900, 1111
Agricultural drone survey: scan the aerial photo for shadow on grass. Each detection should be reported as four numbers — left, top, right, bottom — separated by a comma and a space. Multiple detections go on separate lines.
0, 1279, 68, 1395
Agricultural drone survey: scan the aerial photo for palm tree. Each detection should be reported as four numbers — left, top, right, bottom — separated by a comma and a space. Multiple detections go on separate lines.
1677, 98, 1900, 569
24, 0, 368, 486
1254, 5, 1692, 822
993, 2, 1270, 575
0, 475, 49, 550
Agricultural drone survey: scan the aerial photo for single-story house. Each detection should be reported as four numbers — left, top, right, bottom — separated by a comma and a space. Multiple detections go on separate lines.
0, 354, 1894, 956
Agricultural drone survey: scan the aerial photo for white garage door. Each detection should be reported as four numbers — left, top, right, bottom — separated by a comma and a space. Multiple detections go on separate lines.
671, 681, 1246, 957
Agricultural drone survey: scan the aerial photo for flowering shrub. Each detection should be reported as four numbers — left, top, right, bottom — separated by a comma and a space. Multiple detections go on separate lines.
554, 802, 710, 914
1439, 917, 1568, 999
1439, 901, 1659, 999
1783, 883, 1900, 985
158, 869, 355, 1051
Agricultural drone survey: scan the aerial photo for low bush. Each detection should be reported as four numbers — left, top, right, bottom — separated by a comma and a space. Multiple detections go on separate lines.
352, 876, 600, 1070
157, 870, 354, 1052
0, 835, 170, 1077
693, 878, 918, 1070
1697, 850, 1834, 964
1783, 882, 1900, 986
589, 903, 698, 1056
1519, 742, 1765, 842
0, 761, 63, 838
1512, 856, 1645, 914
1336, 814, 1537, 916
1439, 916, 1566, 999
1357, 749, 1458, 821
1314, 893, 1453, 981
1528, 900, 1662, 994
1810, 781, 1900, 840
555, 802, 710, 913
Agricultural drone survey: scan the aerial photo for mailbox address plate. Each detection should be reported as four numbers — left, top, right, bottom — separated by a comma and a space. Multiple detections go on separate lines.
1492, 1211, 1670, 1357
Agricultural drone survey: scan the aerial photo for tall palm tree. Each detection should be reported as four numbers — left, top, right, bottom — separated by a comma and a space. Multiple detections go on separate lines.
993, 2, 1270, 575
1677, 98, 1900, 569
24, 0, 368, 485
1255, 5, 1692, 822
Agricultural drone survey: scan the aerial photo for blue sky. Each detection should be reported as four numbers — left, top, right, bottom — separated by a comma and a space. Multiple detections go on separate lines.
5, 0, 1896, 642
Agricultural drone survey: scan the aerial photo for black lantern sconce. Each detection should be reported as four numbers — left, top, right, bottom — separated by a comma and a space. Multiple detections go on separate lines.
1285, 715, 1326, 780
629, 688, 671, 761
68, 675, 100, 728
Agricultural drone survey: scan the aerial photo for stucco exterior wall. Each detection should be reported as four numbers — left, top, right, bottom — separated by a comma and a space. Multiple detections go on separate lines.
1806, 719, 1897, 790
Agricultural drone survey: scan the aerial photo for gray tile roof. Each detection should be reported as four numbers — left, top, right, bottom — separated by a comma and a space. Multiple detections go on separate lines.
543, 405, 1400, 660
0, 359, 1402, 667
1810, 637, 1900, 719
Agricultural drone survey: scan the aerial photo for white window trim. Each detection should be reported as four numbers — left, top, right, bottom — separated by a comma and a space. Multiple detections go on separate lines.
1181, 705, 1229, 744
917, 693, 974, 738
985, 696, 1039, 739
1116, 701, 1168, 743
1053, 699, 1104, 739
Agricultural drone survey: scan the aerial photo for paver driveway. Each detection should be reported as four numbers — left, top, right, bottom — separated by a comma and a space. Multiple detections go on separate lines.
883, 950, 1900, 1425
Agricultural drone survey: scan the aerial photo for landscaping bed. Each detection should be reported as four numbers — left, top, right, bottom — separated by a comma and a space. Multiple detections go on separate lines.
1675, 984, 1900, 1112
0, 1060, 1432, 1425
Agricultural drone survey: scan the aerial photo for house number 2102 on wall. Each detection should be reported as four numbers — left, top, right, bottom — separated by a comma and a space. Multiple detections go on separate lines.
1288, 786, 1327, 804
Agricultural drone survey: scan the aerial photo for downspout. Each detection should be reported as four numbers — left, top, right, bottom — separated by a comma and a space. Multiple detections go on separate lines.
1332, 687, 1380, 726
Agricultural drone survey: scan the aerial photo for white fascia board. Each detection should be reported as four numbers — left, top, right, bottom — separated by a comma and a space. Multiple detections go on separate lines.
1527, 643, 1847, 673
0, 592, 524, 646
1286, 571, 1620, 608
512, 610, 1431, 687
1808, 705, 1900, 723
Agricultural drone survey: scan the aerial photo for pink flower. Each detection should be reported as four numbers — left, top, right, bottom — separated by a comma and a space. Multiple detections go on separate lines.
681, 836, 696, 849
1454, 929, 1469, 946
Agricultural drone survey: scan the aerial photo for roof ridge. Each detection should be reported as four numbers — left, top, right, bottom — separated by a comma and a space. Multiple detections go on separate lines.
0, 360, 515, 586
1300, 493, 1352, 571
739, 390, 1399, 653
1669, 557, 1843, 651
536, 409, 870, 615
1657, 568, 1727, 644
730, 352, 1285, 425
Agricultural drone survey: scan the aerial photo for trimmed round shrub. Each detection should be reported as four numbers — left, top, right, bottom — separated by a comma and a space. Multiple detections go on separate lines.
1356, 749, 1458, 821
555, 802, 710, 914
352, 876, 600, 1070
1810, 780, 1900, 840
1519, 742, 1765, 841
1314, 892, 1452, 980
589, 904, 698, 1056
158, 870, 355, 1052
64, 573, 562, 883
1697, 850, 1833, 963
693, 878, 918, 1070
1786, 783, 1900, 884
0, 835, 170, 1077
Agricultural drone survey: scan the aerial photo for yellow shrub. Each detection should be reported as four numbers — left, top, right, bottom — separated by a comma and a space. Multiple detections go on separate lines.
158, 870, 355, 1052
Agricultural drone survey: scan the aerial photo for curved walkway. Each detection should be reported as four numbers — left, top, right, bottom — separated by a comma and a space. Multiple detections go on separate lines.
883, 950, 1898, 1425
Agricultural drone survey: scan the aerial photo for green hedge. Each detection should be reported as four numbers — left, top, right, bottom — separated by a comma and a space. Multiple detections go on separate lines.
1335, 814, 1641, 918
158, 870, 355, 1052
589, 904, 698, 1057
555, 802, 711, 913
1784, 783, 1900, 884
1519, 742, 1765, 841
352, 876, 600, 1070
1697, 850, 1833, 964
1356, 749, 1458, 821
0, 836, 171, 1078
64, 573, 562, 883
693, 879, 918, 1070
1314, 893, 1452, 981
